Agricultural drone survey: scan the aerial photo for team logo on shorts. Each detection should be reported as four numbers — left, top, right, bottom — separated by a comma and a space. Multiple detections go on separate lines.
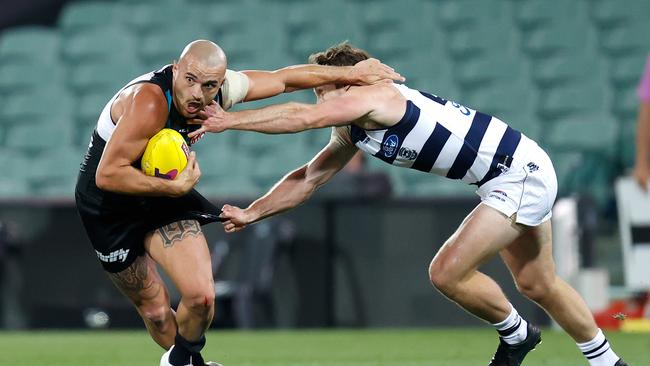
383, 134, 399, 157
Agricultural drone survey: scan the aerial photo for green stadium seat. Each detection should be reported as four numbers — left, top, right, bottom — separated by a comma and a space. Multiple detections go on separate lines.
609, 54, 647, 87
546, 150, 583, 196
530, 53, 603, 87
126, 3, 198, 33
599, 22, 649, 56
196, 174, 260, 198
454, 54, 524, 87
0, 27, 60, 66
447, 22, 518, 59
537, 81, 607, 119
68, 60, 141, 93
0, 87, 73, 126
289, 25, 364, 61
437, 0, 509, 30
522, 23, 596, 57
238, 131, 308, 155
611, 87, 639, 120
617, 116, 636, 169
543, 114, 617, 157
590, 0, 650, 29
515, 0, 587, 30
28, 147, 85, 198
62, 25, 136, 64
5, 120, 75, 153
0, 177, 30, 198
58, 1, 128, 33
139, 26, 213, 66
0, 62, 65, 93
285, 0, 351, 31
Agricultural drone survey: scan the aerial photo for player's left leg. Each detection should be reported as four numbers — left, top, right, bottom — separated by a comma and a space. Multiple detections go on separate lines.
500, 220, 627, 366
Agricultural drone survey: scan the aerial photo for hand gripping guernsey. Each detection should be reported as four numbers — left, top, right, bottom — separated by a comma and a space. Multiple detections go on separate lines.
339, 83, 558, 226
75, 65, 249, 273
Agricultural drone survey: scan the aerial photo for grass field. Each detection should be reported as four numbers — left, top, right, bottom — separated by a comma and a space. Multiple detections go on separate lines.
0, 328, 647, 365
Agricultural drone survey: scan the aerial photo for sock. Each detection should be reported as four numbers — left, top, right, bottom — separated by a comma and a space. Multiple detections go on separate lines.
492, 305, 528, 345
577, 329, 621, 366
169, 333, 206, 366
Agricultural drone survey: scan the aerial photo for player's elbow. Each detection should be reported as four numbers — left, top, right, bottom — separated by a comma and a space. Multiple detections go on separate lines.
95, 167, 118, 192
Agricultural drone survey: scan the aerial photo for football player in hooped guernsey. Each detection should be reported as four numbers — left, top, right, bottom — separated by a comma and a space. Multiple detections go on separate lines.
74, 40, 403, 366
193, 42, 629, 366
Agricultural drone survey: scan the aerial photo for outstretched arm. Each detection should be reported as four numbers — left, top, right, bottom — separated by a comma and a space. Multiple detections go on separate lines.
219, 131, 358, 232
189, 85, 390, 138
241, 58, 404, 101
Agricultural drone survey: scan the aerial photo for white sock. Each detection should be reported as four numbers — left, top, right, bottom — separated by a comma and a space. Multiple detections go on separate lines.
492, 305, 528, 345
577, 329, 621, 366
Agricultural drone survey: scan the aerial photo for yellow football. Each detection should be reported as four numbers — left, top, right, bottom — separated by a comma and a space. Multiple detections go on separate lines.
141, 128, 189, 180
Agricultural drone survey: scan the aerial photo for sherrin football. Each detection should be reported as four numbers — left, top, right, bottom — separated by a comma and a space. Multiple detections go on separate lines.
141, 128, 189, 180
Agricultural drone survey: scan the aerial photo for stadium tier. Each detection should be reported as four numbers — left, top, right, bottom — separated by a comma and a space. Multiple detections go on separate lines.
0, 0, 648, 202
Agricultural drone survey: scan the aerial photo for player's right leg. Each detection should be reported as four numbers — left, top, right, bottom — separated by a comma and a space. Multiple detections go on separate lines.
428, 203, 523, 323
145, 220, 216, 366
107, 253, 177, 349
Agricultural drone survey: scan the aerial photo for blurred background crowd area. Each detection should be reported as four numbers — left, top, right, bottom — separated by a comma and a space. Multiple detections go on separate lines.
0, 0, 650, 332
0, 0, 647, 204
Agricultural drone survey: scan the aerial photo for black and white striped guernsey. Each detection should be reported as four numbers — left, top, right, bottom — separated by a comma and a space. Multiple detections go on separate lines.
350, 84, 536, 186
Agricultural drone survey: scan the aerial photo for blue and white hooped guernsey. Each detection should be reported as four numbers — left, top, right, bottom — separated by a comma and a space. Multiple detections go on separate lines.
350, 84, 536, 186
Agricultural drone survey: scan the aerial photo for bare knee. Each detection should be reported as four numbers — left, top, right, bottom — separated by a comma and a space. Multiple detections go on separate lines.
429, 257, 461, 297
515, 274, 556, 303
182, 286, 216, 315
139, 303, 173, 329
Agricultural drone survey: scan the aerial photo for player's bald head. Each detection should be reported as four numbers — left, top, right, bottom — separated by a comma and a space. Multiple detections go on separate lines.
179, 40, 227, 69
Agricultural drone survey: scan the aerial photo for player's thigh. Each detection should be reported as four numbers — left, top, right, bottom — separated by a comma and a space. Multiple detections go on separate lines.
432, 203, 524, 278
145, 220, 213, 296
106, 253, 170, 308
499, 219, 555, 286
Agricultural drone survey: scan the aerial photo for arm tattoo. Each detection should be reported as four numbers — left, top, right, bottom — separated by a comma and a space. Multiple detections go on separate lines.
155, 220, 202, 248
108, 255, 150, 295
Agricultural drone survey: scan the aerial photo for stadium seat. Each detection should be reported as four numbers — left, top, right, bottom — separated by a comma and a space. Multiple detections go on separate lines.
139, 26, 213, 67
126, 2, 198, 34
537, 81, 607, 119
28, 146, 85, 198
5, 120, 75, 153
289, 24, 364, 61
589, 0, 650, 29
446, 22, 518, 59
77, 92, 111, 138
611, 87, 639, 120
0, 61, 65, 93
68, 60, 142, 94
0, 86, 74, 127
515, 0, 587, 30
599, 22, 649, 56
196, 174, 260, 198
453, 54, 524, 88
530, 53, 603, 87
617, 118, 636, 168
437, 0, 509, 30
62, 25, 136, 64
0, 27, 60, 65
608, 53, 647, 87
0, 177, 30, 198
543, 114, 617, 158
522, 22, 596, 57
58, 1, 128, 33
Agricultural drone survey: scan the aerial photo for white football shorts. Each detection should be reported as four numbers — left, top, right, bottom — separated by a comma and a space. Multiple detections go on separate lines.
476, 141, 558, 227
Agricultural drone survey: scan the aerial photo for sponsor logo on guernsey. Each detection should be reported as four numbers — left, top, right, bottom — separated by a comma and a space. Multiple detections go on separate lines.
383, 134, 399, 157
398, 147, 418, 160
488, 190, 508, 202
96, 249, 130, 263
